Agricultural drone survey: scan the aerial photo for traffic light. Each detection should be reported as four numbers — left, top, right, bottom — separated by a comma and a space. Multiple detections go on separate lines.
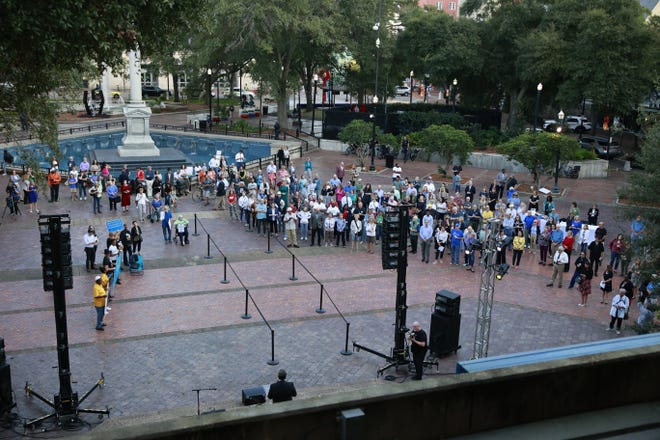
381, 212, 401, 269
496, 263, 509, 280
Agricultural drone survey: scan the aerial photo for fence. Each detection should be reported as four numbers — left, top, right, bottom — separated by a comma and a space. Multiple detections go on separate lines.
192, 214, 353, 359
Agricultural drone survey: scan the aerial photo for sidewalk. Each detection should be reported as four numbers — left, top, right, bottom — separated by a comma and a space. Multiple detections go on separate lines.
0, 122, 639, 437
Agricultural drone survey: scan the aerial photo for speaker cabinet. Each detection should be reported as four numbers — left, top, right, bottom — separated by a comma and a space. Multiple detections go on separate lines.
434, 290, 461, 317
0, 364, 14, 415
241, 386, 266, 406
429, 312, 461, 357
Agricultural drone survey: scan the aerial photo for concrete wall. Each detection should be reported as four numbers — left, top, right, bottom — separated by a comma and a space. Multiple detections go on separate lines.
80, 344, 660, 440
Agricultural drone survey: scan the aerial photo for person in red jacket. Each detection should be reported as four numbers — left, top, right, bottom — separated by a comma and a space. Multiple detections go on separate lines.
562, 230, 575, 273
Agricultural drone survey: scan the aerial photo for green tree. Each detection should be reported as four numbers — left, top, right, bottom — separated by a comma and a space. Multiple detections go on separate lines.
338, 119, 375, 168
618, 114, 660, 276
0, 0, 202, 145
496, 132, 589, 188
409, 124, 474, 174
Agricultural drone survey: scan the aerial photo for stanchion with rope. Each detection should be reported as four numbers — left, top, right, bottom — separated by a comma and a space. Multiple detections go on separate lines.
265, 231, 272, 254
316, 284, 325, 314
341, 322, 352, 356
288, 254, 297, 281
241, 289, 251, 319
221, 256, 230, 284
267, 329, 279, 366
192, 213, 199, 237
205, 234, 213, 259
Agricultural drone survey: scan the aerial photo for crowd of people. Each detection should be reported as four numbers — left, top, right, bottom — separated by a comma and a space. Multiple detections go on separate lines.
4, 152, 655, 335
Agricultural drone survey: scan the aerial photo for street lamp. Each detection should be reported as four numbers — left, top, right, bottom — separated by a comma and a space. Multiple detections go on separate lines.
409, 70, 414, 105
451, 78, 458, 112
370, 96, 378, 171
533, 82, 543, 132
297, 82, 302, 134
207, 68, 212, 131
311, 74, 319, 137
554, 109, 565, 194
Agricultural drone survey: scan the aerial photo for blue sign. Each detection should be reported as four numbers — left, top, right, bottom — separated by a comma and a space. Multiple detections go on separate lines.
106, 218, 123, 233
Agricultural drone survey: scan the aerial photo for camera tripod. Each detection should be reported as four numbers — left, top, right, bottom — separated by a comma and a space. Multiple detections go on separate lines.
2, 198, 21, 218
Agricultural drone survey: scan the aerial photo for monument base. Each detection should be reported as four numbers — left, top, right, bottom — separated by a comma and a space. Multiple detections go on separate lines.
119, 103, 160, 157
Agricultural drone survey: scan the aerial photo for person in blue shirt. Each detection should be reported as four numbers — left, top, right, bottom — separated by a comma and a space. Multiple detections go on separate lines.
150, 194, 163, 223
106, 179, 118, 211
304, 157, 313, 179
161, 205, 172, 243
450, 223, 464, 265
630, 215, 645, 241
550, 223, 564, 255
570, 215, 583, 237
419, 218, 434, 263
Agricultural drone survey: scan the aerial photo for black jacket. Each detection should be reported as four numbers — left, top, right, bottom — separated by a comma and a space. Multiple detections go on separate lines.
267, 380, 297, 403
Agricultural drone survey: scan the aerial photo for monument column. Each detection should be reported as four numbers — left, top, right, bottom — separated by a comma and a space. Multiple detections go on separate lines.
118, 47, 159, 157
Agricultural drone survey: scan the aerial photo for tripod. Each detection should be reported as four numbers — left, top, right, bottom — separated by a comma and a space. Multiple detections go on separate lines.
2, 197, 21, 218
352, 204, 438, 377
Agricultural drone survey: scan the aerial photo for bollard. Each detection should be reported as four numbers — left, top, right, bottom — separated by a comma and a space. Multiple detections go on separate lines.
192, 213, 200, 236
241, 289, 251, 319
267, 329, 279, 366
340, 322, 353, 356
204, 234, 212, 259
221, 256, 230, 284
265, 231, 272, 254
316, 284, 325, 314
288, 254, 298, 281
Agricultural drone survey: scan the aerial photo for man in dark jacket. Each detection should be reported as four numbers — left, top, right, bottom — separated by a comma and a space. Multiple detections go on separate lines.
267, 369, 297, 403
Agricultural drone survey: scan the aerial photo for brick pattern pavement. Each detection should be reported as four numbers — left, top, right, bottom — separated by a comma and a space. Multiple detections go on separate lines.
0, 130, 639, 437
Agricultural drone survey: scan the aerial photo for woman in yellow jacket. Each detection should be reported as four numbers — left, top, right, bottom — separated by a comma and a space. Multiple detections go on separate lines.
512, 230, 526, 268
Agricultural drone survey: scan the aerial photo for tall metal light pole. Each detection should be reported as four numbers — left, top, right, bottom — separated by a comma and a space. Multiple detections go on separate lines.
207, 68, 212, 131
554, 109, 564, 194
311, 74, 319, 137
409, 70, 413, 105
297, 82, 302, 133
451, 78, 458, 112
370, 96, 378, 172
533, 82, 543, 132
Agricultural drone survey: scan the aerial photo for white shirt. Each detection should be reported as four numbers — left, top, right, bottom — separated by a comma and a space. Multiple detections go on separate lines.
84, 233, 98, 248
392, 166, 402, 179
297, 210, 311, 224
553, 251, 569, 265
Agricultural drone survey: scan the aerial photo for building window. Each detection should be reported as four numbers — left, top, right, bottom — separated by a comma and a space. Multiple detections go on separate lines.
449, 2, 456, 10
436, 1, 443, 9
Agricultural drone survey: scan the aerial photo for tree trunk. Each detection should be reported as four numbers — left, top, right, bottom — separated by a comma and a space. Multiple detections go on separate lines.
506, 87, 526, 131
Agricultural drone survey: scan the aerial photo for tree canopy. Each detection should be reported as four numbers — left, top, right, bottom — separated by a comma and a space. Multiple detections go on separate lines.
409, 124, 474, 174
496, 131, 590, 187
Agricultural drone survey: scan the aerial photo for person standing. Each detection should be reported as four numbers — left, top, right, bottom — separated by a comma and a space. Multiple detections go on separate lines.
144, 166, 155, 198
607, 289, 630, 335
365, 216, 377, 253
419, 218, 433, 263
450, 223, 464, 265
93, 275, 107, 331
27, 178, 39, 214
283, 207, 299, 248
120, 180, 132, 213
130, 220, 143, 254
409, 213, 420, 255
336, 161, 345, 183
600, 264, 614, 304
267, 369, 297, 403
569, 251, 590, 289
135, 187, 148, 222
409, 321, 427, 380
577, 261, 593, 307
588, 238, 605, 277
90, 179, 102, 214
310, 207, 324, 246
495, 169, 507, 199
120, 224, 133, 267
83, 225, 99, 272
547, 245, 569, 288
161, 205, 172, 243
106, 179, 118, 212
47, 168, 61, 202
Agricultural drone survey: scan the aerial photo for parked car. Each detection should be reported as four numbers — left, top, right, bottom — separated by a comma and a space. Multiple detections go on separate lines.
564, 115, 591, 133
223, 87, 255, 99
579, 135, 622, 158
141, 85, 166, 97
395, 85, 411, 96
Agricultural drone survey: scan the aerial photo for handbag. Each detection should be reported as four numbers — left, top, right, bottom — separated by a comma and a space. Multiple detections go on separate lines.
599, 280, 606, 289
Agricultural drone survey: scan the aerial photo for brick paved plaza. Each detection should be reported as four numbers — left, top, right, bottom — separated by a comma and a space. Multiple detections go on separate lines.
0, 117, 637, 437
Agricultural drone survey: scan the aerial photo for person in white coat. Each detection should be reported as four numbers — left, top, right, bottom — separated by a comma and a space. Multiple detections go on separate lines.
607, 288, 630, 335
